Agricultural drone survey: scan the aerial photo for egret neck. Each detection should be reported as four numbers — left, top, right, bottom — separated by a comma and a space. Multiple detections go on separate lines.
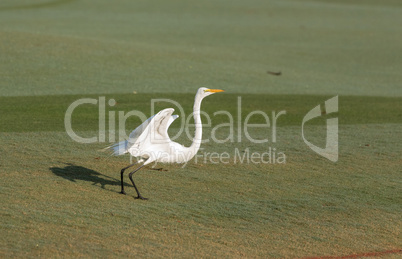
187, 92, 204, 159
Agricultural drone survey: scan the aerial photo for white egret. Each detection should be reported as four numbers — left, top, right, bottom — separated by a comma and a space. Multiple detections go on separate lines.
106, 87, 224, 200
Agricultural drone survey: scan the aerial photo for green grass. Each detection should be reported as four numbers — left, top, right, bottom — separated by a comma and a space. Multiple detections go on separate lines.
1, 93, 401, 133
1, 0, 402, 97
1, 94, 401, 257
1, 124, 401, 257
1, 0, 402, 258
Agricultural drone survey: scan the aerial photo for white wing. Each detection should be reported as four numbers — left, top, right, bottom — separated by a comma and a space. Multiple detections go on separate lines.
106, 114, 154, 155
106, 108, 179, 156
166, 114, 179, 134
127, 108, 178, 157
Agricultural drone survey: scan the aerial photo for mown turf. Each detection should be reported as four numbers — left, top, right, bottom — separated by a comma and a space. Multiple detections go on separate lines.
1, 93, 401, 133
1, 0, 402, 257
1, 0, 402, 97
1, 93, 401, 257
1, 124, 401, 258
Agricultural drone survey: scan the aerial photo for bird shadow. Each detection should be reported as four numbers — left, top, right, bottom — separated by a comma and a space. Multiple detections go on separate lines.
50, 163, 130, 193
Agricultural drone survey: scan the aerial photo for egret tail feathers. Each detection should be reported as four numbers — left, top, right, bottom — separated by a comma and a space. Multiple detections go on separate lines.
102, 140, 129, 156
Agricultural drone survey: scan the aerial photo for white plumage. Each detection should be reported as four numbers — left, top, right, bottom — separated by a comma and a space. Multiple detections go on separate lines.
106, 87, 224, 199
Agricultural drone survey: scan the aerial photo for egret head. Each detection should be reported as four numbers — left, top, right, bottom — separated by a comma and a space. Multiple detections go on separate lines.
198, 87, 224, 98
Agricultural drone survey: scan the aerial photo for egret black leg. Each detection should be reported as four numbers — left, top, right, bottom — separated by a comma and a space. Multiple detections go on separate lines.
128, 164, 147, 200
120, 162, 140, 195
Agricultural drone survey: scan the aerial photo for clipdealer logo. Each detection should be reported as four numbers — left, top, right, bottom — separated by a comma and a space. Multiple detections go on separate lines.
64, 95, 339, 164
302, 96, 338, 162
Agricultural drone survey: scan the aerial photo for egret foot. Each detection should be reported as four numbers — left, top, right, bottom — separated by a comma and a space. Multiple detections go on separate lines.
120, 190, 126, 195
135, 195, 148, 200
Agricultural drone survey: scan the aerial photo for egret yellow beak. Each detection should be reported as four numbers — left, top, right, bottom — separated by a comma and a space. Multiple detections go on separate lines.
205, 89, 224, 93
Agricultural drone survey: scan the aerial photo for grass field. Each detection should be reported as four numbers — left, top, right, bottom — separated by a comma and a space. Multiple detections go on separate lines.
1, 0, 401, 258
